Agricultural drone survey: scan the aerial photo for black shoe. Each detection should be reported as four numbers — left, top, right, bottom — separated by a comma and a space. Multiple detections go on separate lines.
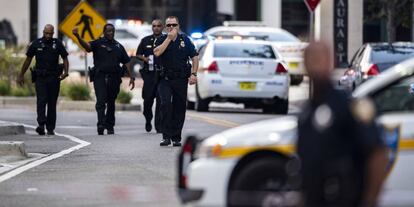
47, 130, 55, 135
160, 139, 171, 146
107, 129, 114, 135
35, 126, 45, 135
145, 122, 152, 132
172, 141, 182, 147
97, 127, 105, 135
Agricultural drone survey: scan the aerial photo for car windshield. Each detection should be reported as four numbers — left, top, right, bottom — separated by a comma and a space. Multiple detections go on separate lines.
214, 43, 276, 59
371, 45, 414, 72
248, 32, 299, 42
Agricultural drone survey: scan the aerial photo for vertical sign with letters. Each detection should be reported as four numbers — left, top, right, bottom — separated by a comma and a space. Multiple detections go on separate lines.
334, 0, 348, 68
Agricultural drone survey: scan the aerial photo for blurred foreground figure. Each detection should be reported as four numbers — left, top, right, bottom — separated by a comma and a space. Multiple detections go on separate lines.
297, 42, 387, 207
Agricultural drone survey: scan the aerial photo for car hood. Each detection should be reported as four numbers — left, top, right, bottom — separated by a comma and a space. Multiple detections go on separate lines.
206, 116, 298, 148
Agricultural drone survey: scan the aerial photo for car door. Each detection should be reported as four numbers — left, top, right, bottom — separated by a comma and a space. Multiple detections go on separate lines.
370, 75, 414, 206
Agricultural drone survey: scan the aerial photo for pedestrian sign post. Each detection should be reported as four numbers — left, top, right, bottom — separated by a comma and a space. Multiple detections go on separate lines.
59, 0, 106, 85
59, 0, 106, 48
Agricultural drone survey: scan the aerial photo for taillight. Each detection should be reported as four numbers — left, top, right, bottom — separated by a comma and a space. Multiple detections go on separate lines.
179, 138, 195, 189
207, 61, 219, 73
367, 64, 380, 76
275, 63, 288, 74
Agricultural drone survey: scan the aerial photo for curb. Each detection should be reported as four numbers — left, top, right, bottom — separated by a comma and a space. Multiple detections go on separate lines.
0, 121, 25, 136
0, 97, 141, 112
0, 141, 28, 158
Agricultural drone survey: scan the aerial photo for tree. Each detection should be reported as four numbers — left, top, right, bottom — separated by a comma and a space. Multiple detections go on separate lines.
366, 0, 412, 43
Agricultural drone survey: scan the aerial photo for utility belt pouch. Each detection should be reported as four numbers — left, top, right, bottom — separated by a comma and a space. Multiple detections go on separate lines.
30, 67, 36, 83
88, 66, 96, 82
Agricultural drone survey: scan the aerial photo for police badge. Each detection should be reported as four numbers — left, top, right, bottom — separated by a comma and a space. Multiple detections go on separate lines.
180, 40, 185, 48
52, 43, 56, 50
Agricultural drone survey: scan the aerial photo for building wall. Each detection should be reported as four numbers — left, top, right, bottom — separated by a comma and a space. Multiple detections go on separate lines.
0, 0, 30, 45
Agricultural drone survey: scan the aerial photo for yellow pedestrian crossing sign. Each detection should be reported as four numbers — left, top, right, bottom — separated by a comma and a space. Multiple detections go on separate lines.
59, 0, 106, 49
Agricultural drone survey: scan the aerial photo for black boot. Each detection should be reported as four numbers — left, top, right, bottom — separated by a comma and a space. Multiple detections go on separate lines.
36, 126, 45, 135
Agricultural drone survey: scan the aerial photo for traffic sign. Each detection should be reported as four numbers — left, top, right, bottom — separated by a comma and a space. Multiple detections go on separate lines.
304, 0, 321, 12
59, 0, 106, 49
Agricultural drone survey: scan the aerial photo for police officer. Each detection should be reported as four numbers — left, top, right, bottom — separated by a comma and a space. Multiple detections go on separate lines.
72, 23, 135, 135
297, 42, 387, 207
136, 19, 163, 133
17, 24, 69, 136
154, 16, 199, 146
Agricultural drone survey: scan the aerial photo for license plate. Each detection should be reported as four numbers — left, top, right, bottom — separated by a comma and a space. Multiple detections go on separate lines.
289, 62, 299, 69
239, 82, 256, 91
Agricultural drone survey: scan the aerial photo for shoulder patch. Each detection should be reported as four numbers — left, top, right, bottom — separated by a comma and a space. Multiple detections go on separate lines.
351, 98, 376, 124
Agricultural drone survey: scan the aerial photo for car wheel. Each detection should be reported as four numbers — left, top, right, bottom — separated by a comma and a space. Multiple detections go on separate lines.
290, 75, 304, 86
186, 100, 195, 110
227, 157, 290, 207
195, 84, 210, 112
262, 98, 288, 115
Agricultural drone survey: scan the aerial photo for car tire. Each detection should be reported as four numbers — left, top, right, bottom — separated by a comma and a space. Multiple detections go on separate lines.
290, 75, 304, 86
186, 100, 195, 110
227, 157, 289, 207
262, 98, 288, 115
195, 84, 210, 112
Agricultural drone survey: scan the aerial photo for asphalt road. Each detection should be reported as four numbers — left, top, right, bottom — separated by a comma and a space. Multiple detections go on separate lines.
0, 83, 308, 207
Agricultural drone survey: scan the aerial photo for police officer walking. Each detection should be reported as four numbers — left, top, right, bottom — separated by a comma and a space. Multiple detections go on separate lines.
17, 24, 69, 136
136, 19, 163, 133
297, 42, 387, 207
154, 16, 199, 146
72, 23, 135, 135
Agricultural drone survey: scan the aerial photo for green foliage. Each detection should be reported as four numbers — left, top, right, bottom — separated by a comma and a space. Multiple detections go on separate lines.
116, 89, 132, 104
11, 87, 33, 97
0, 80, 11, 96
66, 83, 91, 101
60, 83, 69, 97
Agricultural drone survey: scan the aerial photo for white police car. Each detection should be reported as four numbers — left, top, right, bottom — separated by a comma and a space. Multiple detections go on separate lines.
178, 58, 414, 206
188, 37, 290, 114
204, 23, 307, 85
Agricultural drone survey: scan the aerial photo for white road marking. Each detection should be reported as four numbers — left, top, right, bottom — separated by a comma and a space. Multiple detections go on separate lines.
0, 122, 90, 183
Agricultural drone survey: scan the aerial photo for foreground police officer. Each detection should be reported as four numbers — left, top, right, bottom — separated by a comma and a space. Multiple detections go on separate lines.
297, 42, 387, 207
17, 24, 69, 136
154, 16, 199, 146
73, 23, 135, 135
136, 19, 163, 133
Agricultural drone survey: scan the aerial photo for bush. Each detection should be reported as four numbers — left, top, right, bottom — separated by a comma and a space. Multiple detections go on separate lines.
117, 89, 132, 104
0, 80, 11, 95
66, 83, 91, 101
11, 87, 32, 97
60, 83, 69, 97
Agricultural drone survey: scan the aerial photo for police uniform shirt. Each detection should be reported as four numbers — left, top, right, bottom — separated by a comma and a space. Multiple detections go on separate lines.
90, 37, 131, 73
154, 33, 198, 72
136, 35, 160, 70
297, 88, 383, 204
26, 38, 68, 71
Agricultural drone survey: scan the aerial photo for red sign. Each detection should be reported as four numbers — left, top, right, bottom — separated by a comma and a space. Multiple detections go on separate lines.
304, 0, 321, 12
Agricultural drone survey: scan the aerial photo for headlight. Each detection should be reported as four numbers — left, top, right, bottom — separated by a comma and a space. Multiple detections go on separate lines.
196, 135, 227, 158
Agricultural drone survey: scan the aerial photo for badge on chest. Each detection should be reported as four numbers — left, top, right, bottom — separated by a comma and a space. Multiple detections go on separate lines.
312, 104, 334, 132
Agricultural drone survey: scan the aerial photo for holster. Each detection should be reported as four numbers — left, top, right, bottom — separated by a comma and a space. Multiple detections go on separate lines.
30, 67, 36, 83
88, 66, 96, 82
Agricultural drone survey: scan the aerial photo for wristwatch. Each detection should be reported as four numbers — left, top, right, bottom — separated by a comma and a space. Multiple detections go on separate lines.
191, 72, 197, 77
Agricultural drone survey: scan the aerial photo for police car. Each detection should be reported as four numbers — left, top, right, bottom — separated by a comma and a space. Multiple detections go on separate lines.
204, 22, 307, 85
187, 37, 290, 114
178, 58, 414, 206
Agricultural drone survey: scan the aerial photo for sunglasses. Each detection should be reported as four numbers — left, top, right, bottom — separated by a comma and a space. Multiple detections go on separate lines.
166, 23, 178, 28
152, 24, 162, 28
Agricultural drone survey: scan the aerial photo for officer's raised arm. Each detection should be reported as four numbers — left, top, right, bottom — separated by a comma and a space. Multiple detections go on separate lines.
153, 37, 171, 57
72, 27, 92, 52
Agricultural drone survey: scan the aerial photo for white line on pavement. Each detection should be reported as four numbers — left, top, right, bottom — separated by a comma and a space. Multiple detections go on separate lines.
0, 122, 91, 183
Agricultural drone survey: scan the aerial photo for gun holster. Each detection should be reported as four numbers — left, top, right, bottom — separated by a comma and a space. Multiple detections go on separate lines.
88, 66, 96, 82
30, 67, 36, 83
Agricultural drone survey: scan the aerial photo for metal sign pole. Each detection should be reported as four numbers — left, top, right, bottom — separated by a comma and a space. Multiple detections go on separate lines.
84, 52, 88, 86
308, 11, 314, 99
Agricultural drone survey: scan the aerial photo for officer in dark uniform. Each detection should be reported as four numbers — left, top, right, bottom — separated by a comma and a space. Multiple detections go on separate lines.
73, 23, 135, 135
17, 24, 69, 136
297, 42, 387, 207
136, 19, 163, 133
154, 16, 199, 146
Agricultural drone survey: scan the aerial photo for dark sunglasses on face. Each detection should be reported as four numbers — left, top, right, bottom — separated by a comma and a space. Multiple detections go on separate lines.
166, 24, 178, 28
152, 25, 162, 28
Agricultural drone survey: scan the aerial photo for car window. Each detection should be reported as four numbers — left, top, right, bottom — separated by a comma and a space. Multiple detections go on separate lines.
353, 46, 366, 67
372, 75, 414, 113
214, 43, 276, 59
350, 46, 363, 67
248, 32, 299, 42
371, 45, 414, 72
115, 29, 138, 39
